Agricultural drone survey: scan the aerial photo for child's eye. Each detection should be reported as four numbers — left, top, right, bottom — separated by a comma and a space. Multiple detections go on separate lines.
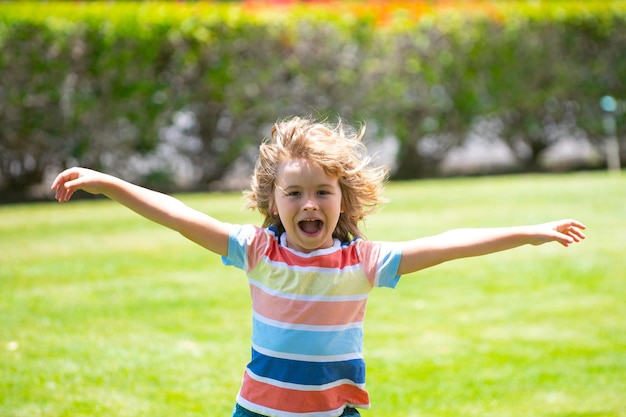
286, 191, 301, 197
317, 190, 331, 196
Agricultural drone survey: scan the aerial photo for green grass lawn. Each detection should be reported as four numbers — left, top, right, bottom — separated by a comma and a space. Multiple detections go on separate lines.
1, 172, 625, 417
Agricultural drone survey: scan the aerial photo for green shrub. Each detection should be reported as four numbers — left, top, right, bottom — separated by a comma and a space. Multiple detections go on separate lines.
0, 1, 624, 198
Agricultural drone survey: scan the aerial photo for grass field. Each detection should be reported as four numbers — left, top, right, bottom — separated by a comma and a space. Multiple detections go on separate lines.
1, 172, 625, 417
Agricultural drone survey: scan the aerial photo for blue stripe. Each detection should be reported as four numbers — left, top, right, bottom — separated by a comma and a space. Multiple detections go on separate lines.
376, 242, 402, 288
222, 224, 255, 270
249, 347, 366, 385
252, 317, 363, 357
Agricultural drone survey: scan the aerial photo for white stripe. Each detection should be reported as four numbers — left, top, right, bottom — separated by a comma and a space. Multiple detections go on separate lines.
245, 368, 366, 391
253, 311, 363, 332
249, 278, 369, 302
252, 343, 363, 363
372, 272, 381, 288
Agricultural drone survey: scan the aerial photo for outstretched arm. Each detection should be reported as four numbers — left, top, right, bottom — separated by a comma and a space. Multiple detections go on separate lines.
51, 167, 230, 257
397, 219, 586, 275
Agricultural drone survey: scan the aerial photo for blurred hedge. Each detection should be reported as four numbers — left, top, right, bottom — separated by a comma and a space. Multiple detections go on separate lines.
1, 1, 625, 200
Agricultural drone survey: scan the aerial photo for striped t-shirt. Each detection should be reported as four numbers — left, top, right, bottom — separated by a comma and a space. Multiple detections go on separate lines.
223, 224, 402, 417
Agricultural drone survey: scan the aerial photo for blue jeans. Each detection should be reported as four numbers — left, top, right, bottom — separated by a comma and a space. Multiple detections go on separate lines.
232, 403, 361, 416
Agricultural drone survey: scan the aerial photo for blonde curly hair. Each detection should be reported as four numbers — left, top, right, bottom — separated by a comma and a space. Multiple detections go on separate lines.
244, 116, 389, 242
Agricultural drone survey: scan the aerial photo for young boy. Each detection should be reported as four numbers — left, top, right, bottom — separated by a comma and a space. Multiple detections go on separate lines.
52, 116, 586, 417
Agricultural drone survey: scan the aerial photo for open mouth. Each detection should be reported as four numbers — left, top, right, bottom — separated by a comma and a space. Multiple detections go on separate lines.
298, 219, 323, 235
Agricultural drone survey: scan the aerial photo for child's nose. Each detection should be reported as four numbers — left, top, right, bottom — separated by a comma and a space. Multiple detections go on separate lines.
303, 197, 318, 211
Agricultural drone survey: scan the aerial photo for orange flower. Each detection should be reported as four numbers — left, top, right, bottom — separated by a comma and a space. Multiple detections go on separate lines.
239, 0, 507, 26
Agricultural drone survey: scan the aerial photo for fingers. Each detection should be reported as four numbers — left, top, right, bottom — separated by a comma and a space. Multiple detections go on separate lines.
50, 168, 83, 202
556, 231, 575, 247
569, 227, 586, 242
53, 179, 74, 203
555, 219, 586, 247
563, 220, 586, 241
51, 168, 77, 189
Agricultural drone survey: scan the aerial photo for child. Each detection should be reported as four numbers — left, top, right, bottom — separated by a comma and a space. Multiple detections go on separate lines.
51, 116, 586, 417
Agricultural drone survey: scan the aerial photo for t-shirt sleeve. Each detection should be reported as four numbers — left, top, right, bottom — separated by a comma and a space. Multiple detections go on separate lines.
221, 224, 268, 272
358, 240, 402, 289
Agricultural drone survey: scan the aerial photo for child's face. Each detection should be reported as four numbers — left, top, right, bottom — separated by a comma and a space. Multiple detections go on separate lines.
273, 158, 343, 253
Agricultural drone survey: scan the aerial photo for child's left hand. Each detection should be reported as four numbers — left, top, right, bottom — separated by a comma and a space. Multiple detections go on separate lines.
530, 219, 586, 247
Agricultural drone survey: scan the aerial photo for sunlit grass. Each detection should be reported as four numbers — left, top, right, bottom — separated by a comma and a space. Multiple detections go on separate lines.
2, 172, 625, 417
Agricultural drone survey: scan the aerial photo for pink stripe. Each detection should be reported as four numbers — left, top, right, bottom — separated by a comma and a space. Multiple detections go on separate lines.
266, 241, 361, 269
251, 285, 367, 326
240, 371, 369, 414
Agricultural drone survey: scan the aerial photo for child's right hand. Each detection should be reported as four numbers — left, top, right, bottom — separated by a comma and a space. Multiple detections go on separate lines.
51, 166, 231, 255
51, 167, 110, 202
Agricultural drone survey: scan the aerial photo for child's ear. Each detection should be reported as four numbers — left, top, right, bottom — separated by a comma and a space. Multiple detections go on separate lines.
269, 199, 278, 216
